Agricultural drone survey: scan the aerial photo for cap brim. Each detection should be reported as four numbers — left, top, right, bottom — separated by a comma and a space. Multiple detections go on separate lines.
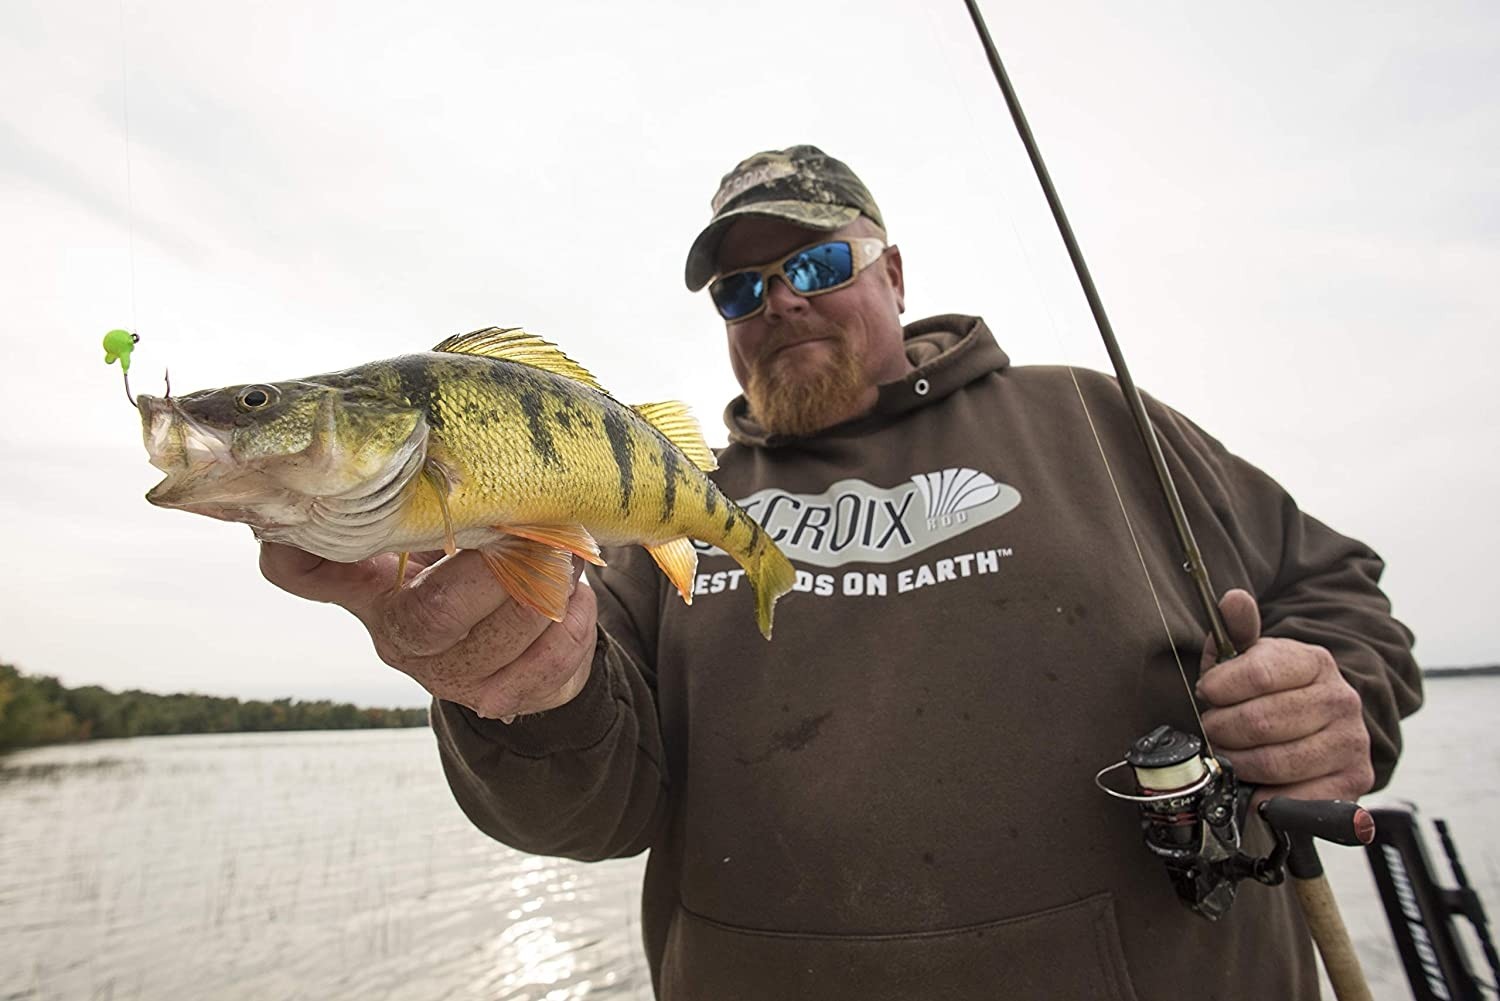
683, 201, 861, 291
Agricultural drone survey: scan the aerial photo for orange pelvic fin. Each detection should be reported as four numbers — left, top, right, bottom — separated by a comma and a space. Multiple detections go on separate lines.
645, 536, 697, 605
478, 536, 577, 622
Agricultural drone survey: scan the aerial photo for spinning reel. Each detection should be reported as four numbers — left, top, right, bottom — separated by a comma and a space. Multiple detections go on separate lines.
1096, 724, 1374, 921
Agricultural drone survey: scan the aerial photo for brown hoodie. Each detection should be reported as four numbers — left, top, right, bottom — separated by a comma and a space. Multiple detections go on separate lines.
433, 314, 1421, 1000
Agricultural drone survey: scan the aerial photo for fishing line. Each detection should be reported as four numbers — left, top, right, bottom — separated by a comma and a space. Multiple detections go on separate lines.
918, 1, 1213, 752
109, 0, 169, 408
117, 0, 138, 330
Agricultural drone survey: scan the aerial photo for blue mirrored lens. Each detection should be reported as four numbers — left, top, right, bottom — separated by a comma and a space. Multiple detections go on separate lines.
710, 272, 765, 319
784, 242, 853, 293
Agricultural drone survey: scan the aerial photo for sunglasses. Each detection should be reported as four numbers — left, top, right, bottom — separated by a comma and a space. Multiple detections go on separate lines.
709, 237, 888, 321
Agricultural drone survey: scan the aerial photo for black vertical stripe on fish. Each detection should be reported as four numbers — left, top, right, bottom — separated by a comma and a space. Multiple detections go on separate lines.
553, 394, 585, 433
659, 436, 680, 521
482, 360, 524, 392
517, 382, 561, 468
602, 408, 634, 512
396, 360, 445, 432
704, 485, 718, 517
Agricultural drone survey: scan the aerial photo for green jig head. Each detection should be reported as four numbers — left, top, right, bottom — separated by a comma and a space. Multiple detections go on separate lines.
104, 328, 141, 408
103, 328, 139, 371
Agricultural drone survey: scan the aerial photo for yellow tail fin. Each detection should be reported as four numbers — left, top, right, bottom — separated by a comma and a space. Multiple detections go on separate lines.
741, 531, 796, 640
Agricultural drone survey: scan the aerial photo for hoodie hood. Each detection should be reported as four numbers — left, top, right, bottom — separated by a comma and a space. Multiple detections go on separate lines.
723, 314, 1009, 447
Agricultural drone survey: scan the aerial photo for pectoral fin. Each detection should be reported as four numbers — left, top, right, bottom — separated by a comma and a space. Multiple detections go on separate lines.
645, 537, 697, 605
501, 523, 607, 567
423, 461, 458, 556
478, 537, 577, 622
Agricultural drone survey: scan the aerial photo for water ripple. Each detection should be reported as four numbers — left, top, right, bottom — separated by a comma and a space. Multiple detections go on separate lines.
0, 730, 648, 1001
2, 679, 1494, 1000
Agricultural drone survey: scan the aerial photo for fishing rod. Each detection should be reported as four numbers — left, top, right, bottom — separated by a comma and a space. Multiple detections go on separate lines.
957, 2, 1380, 999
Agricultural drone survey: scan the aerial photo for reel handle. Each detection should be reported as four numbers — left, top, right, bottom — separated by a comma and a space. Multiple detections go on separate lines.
1259, 797, 1375, 853
1258, 798, 1377, 1001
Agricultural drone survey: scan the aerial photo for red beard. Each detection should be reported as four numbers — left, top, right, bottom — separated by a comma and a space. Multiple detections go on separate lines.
744, 322, 869, 436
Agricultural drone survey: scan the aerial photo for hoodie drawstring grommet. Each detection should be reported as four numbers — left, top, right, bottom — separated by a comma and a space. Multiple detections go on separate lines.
913, 378, 930, 396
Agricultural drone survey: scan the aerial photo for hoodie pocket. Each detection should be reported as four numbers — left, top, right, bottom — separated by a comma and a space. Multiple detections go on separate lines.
659, 892, 1141, 1001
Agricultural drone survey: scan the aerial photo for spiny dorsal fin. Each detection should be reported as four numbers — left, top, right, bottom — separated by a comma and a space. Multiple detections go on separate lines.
632, 401, 718, 472
432, 327, 606, 393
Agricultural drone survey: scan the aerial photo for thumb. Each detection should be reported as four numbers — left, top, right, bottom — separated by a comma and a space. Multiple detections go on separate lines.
1202, 587, 1261, 667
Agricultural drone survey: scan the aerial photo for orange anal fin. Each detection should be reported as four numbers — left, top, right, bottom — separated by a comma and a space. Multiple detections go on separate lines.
477, 537, 577, 622
645, 537, 697, 605
500, 523, 607, 567
392, 551, 410, 592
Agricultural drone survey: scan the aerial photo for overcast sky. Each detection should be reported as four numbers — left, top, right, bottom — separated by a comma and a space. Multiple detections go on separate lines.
3, 0, 1496, 707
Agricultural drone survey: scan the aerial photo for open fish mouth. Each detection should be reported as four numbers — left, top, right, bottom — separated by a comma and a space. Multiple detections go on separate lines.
139, 394, 248, 511
135, 390, 425, 533
140, 394, 234, 473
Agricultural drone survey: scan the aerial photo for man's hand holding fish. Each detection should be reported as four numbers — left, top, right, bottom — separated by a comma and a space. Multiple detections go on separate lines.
259, 544, 597, 722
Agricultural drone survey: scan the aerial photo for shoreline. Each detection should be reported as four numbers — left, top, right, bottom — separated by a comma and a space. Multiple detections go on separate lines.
1422, 664, 1500, 678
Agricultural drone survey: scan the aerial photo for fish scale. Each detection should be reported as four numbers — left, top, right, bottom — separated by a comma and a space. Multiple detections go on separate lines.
400, 356, 700, 542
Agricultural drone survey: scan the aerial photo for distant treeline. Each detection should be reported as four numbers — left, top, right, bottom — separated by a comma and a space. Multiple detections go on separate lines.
0, 662, 428, 752
1424, 665, 1500, 678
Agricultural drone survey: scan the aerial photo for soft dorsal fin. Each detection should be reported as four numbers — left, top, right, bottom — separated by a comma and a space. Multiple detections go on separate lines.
632, 401, 718, 472
432, 327, 606, 393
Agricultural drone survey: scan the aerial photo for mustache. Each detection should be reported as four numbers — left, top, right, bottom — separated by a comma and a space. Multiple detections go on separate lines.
752, 320, 841, 362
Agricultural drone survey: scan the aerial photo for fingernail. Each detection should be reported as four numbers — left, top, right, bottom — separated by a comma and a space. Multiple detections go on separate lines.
500, 714, 516, 725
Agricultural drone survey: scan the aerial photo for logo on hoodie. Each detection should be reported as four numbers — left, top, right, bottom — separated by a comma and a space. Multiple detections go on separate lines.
694, 467, 1021, 567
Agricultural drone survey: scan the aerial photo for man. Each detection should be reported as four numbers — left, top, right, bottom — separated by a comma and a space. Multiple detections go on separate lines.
262, 145, 1422, 999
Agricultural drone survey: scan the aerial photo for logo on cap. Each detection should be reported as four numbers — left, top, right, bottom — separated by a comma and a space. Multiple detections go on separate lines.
712, 160, 798, 214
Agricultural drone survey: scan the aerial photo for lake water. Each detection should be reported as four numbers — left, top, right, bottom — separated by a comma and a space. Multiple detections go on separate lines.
2, 677, 1495, 1001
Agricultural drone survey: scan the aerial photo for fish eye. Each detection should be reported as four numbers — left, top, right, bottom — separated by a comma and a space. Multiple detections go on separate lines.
237, 386, 277, 410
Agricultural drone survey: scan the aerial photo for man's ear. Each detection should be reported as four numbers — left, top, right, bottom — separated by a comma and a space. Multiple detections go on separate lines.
884, 244, 905, 313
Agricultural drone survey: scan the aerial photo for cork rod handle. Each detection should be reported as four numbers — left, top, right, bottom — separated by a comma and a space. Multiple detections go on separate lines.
1295, 874, 1374, 1001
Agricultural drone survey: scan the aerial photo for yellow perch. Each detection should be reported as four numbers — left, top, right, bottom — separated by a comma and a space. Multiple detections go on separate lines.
140, 328, 795, 638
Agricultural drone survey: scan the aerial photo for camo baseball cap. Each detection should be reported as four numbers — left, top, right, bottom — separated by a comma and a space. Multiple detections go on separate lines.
684, 145, 884, 291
